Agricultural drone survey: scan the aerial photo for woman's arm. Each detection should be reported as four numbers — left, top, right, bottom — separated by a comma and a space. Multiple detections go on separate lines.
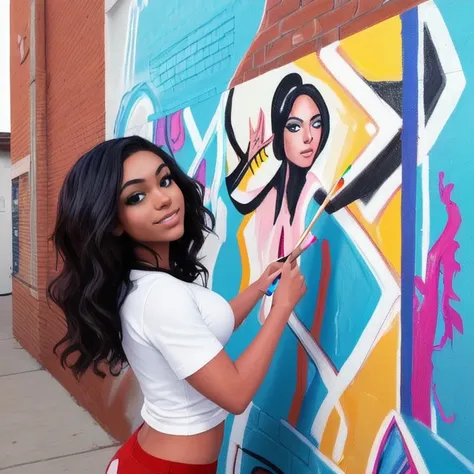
229, 280, 264, 330
229, 262, 282, 330
187, 259, 306, 415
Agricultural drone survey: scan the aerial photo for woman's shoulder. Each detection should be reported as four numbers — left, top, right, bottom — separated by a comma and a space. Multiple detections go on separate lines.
130, 269, 191, 294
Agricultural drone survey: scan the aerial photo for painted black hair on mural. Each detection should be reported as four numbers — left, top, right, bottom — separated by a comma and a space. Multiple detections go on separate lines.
47, 135, 214, 378
270, 73, 330, 224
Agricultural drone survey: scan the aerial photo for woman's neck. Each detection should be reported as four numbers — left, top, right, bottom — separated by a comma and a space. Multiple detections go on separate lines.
135, 242, 170, 270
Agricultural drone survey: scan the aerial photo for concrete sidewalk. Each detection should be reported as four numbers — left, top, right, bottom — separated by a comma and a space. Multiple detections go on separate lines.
0, 295, 119, 473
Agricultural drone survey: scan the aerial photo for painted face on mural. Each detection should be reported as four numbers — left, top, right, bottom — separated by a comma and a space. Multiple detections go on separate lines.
283, 94, 322, 168
116, 150, 185, 245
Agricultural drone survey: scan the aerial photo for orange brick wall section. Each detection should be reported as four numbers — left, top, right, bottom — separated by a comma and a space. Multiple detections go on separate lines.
231, 0, 426, 86
11, 0, 426, 441
42, 0, 108, 432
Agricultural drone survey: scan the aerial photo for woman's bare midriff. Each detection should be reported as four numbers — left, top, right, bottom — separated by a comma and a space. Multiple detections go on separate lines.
137, 421, 225, 464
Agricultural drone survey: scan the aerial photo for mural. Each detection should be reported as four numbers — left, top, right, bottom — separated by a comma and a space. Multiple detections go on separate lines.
105, 0, 474, 472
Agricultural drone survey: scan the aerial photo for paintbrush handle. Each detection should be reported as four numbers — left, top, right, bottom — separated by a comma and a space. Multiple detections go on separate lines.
294, 187, 334, 250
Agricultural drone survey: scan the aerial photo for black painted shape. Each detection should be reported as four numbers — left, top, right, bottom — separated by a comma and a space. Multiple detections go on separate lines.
366, 80, 403, 117
314, 130, 402, 212
424, 24, 446, 125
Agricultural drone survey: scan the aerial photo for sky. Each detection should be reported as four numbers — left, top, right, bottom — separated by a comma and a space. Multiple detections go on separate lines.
0, 0, 10, 133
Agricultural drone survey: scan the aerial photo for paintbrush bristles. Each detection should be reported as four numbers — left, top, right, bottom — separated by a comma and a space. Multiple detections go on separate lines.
294, 173, 343, 250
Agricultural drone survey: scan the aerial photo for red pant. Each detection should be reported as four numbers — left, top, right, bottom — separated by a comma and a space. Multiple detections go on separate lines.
105, 425, 218, 474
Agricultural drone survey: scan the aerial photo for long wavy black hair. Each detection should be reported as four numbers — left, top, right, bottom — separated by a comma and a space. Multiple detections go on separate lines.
48, 135, 214, 379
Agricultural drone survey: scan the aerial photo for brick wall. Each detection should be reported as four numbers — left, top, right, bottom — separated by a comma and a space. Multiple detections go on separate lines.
11, 0, 427, 441
42, 0, 107, 430
231, 0, 426, 86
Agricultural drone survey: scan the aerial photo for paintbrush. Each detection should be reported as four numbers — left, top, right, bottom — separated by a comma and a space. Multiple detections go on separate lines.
265, 164, 352, 296
291, 163, 352, 260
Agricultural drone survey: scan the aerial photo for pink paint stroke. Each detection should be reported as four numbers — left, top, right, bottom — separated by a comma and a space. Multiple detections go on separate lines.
371, 417, 418, 474
194, 159, 206, 187
412, 171, 462, 428
154, 110, 185, 153
154, 117, 166, 147
433, 384, 455, 423
169, 110, 185, 152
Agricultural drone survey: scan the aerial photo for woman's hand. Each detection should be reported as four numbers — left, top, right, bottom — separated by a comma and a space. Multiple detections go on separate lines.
256, 261, 284, 294
248, 109, 274, 160
272, 258, 307, 313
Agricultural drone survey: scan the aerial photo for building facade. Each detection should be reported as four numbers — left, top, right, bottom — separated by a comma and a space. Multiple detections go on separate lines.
10, 1, 474, 473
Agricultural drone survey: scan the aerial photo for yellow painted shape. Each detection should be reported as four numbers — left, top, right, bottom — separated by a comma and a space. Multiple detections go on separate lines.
237, 213, 253, 291
348, 189, 401, 276
295, 54, 374, 183
237, 148, 269, 192
320, 408, 341, 456
339, 16, 402, 82
320, 314, 400, 470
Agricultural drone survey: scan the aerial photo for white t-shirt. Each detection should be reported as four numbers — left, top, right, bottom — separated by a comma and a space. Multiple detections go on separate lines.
120, 269, 235, 435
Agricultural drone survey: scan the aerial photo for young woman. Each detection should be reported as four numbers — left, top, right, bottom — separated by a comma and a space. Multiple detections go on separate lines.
48, 135, 307, 474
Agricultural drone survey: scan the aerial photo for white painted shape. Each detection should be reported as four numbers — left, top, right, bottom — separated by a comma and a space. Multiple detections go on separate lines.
312, 207, 400, 441
124, 94, 155, 132
186, 103, 220, 179
333, 403, 348, 463
430, 432, 474, 473
287, 313, 349, 457
320, 43, 402, 223
210, 96, 226, 214
105, 0, 134, 139
225, 403, 253, 474
183, 107, 204, 152
288, 313, 337, 387
419, 2, 466, 156
366, 411, 429, 474
366, 123, 377, 136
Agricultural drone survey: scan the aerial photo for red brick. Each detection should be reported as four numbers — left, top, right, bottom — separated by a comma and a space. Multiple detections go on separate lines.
239, 56, 253, 75
278, 39, 320, 67
357, 0, 384, 15
318, 0, 358, 31
340, 0, 425, 37
291, 20, 319, 46
280, 0, 334, 34
266, 0, 282, 9
265, 0, 300, 28
248, 23, 280, 55
260, 57, 281, 76
232, 74, 244, 87
320, 28, 340, 47
266, 33, 293, 62
244, 67, 261, 83
253, 48, 266, 67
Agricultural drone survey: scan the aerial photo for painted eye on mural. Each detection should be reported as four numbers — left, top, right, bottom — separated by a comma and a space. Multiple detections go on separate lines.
312, 118, 322, 129
285, 121, 301, 133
